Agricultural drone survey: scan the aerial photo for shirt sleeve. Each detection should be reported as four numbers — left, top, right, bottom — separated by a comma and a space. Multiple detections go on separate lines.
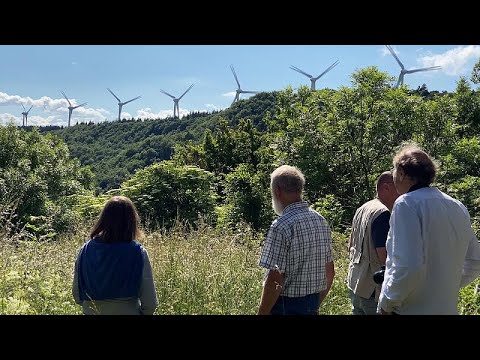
258, 223, 289, 273
371, 211, 390, 249
138, 247, 158, 315
460, 234, 480, 287
378, 200, 425, 313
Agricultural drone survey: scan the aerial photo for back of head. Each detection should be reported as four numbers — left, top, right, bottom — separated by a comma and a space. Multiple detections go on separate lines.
271, 165, 305, 194
376, 171, 394, 192
90, 196, 142, 243
393, 143, 437, 187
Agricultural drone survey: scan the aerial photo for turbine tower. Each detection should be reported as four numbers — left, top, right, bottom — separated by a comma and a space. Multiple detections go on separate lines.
61, 91, 87, 127
107, 88, 141, 121
21, 104, 33, 127
159, 84, 194, 119
289, 60, 339, 91
386, 45, 441, 88
230, 65, 259, 105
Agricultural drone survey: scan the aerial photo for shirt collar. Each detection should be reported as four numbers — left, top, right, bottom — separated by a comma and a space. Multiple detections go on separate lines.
408, 183, 429, 193
282, 201, 309, 215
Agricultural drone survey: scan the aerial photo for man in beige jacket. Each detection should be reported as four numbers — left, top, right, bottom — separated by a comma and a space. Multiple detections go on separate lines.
346, 171, 399, 315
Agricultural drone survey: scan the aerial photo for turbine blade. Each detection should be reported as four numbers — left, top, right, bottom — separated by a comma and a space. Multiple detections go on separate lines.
386, 45, 405, 70
230, 65, 241, 89
406, 66, 442, 74
21, 103, 26, 112
123, 95, 141, 105
241, 91, 259, 94
159, 89, 176, 99
27, 105, 33, 114
315, 60, 339, 80
289, 65, 313, 78
74, 102, 87, 109
179, 84, 194, 100
61, 91, 72, 106
107, 88, 122, 102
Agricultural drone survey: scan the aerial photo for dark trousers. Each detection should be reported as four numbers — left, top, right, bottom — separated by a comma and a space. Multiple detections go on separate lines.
270, 293, 321, 315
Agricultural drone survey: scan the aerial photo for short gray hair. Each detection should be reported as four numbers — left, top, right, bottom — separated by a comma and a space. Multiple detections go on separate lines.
270, 165, 305, 194
376, 171, 393, 192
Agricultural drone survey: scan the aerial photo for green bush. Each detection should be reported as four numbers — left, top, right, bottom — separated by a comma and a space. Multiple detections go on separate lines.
223, 164, 273, 231
0, 125, 94, 239
121, 161, 216, 229
313, 194, 346, 231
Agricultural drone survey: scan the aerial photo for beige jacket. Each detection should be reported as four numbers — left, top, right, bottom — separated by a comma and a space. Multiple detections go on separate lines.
347, 199, 388, 300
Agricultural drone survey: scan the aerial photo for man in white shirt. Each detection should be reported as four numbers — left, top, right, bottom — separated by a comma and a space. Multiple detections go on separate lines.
378, 143, 480, 315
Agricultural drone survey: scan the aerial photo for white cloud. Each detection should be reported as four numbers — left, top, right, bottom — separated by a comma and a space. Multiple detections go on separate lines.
222, 91, 236, 97
0, 113, 19, 126
381, 45, 400, 57
96, 108, 111, 116
135, 107, 192, 120
120, 111, 132, 119
0, 91, 227, 127
205, 103, 220, 111
0, 92, 108, 126
28, 115, 60, 127
0, 92, 72, 111
418, 45, 480, 76
416, 48, 424, 52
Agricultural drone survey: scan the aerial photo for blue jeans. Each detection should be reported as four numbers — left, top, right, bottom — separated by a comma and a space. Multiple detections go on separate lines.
349, 289, 378, 315
270, 293, 321, 315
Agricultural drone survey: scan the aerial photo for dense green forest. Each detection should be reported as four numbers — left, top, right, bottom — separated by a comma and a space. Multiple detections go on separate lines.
39, 92, 277, 192
2, 65, 480, 314
6, 66, 480, 236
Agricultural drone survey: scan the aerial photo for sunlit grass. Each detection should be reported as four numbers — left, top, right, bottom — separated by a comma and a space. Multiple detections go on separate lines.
0, 223, 478, 315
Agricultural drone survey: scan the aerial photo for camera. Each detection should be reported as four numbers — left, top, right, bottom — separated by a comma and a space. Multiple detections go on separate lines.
373, 266, 385, 284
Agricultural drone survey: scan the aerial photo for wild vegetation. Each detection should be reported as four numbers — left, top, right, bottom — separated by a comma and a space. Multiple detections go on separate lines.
40, 92, 277, 192
1, 65, 480, 314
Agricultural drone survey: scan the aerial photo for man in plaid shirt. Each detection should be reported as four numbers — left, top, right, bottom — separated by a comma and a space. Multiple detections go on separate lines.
258, 165, 335, 315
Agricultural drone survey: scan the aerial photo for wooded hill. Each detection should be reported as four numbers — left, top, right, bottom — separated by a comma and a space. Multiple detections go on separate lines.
40, 92, 277, 192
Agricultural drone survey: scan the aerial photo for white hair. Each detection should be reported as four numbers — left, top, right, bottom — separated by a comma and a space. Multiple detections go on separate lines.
270, 165, 305, 194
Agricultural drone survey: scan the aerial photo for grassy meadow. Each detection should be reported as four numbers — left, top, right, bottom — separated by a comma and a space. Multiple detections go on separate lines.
0, 223, 478, 315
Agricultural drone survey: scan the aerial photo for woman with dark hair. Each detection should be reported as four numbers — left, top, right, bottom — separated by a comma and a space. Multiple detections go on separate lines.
72, 196, 158, 315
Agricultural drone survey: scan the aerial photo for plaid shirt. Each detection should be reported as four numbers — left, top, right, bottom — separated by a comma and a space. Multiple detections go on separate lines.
259, 201, 333, 297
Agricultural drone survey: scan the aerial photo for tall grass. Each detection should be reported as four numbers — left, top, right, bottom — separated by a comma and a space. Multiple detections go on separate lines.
0, 222, 478, 314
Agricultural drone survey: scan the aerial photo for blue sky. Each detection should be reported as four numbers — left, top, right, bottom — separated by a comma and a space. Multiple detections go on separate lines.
1, 45, 479, 127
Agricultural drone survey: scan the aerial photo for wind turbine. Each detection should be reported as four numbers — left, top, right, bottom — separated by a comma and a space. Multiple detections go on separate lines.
230, 65, 259, 105
289, 60, 339, 91
107, 88, 141, 121
61, 91, 87, 127
21, 104, 33, 127
159, 84, 194, 118
386, 45, 441, 88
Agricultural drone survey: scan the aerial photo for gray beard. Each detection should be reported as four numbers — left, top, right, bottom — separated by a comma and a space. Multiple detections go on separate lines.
272, 195, 284, 216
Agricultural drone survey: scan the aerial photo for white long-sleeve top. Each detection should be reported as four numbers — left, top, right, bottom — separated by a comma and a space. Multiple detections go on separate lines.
378, 187, 480, 315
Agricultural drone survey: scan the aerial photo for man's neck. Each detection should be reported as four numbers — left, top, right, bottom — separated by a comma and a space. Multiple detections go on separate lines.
282, 197, 302, 208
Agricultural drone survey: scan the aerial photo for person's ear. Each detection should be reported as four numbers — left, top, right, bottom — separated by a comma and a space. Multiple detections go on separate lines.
396, 168, 405, 181
274, 185, 281, 198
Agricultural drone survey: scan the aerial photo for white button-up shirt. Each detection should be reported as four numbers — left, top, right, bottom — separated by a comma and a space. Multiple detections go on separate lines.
378, 187, 480, 314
